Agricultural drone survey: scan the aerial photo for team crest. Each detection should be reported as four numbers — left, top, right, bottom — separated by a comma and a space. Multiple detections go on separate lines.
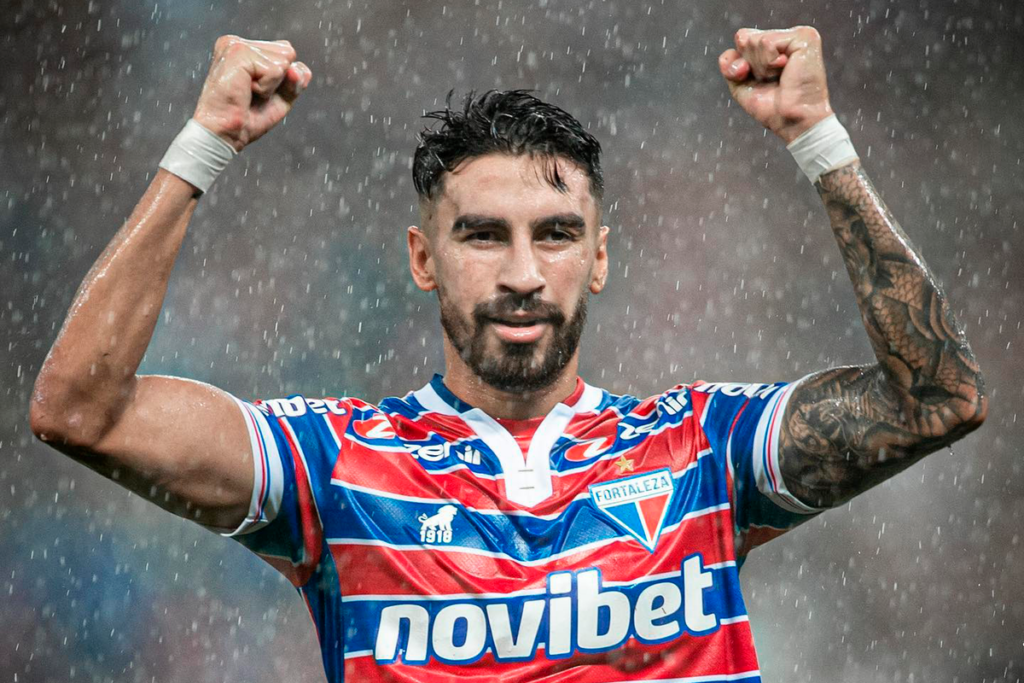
588, 469, 675, 552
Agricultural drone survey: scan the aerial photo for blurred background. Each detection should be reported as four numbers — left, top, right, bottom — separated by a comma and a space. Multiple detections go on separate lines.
2, 0, 1021, 681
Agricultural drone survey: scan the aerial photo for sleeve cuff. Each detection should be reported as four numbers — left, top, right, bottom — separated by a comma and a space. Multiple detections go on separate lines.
213, 396, 285, 537
751, 373, 826, 515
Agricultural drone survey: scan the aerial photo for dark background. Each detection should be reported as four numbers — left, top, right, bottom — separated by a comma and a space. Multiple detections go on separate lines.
2, 0, 1021, 681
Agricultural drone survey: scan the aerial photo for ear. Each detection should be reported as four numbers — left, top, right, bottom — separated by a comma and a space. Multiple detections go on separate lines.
589, 225, 610, 294
408, 226, 437, 292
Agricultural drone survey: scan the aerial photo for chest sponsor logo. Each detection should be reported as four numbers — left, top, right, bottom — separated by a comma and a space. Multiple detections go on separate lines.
372, 557, 719, 665
588, 469, 675, 553
418, 505, 458, 544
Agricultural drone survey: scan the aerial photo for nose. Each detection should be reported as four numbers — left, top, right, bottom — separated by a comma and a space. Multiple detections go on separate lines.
497, 233, 545, 296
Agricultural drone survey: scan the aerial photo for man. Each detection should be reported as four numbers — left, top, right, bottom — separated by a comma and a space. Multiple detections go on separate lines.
30, 26, 986, 682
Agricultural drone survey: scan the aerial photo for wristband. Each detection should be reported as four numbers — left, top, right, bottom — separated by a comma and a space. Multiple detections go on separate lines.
786, 114, 859, 184
158, 119, 237, 194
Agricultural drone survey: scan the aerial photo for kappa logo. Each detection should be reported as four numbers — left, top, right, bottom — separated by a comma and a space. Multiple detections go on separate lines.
418, 505, 458, 544
352, 413, 397, 441
563, 436, 615, 463
589, 469, 675, 552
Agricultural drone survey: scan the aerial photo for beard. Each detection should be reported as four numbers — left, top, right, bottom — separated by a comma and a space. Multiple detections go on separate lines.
439, 288, 588, 394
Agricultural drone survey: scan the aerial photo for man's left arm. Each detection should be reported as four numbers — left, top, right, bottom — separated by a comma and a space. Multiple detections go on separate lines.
720, 26, 988, 509
778, 162, 987, 508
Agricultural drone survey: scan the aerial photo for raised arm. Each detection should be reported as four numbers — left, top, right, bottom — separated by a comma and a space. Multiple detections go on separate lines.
29, 37, 313, 529
719, 27, 987, 509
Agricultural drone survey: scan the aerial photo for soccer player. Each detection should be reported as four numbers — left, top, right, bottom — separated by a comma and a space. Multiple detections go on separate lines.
30, 27, 986, 681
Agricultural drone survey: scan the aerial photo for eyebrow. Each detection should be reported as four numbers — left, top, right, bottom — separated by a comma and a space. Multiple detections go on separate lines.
450, 212, 586, 233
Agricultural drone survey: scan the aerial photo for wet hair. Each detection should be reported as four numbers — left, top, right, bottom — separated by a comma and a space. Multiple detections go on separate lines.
412, 89, 604, 205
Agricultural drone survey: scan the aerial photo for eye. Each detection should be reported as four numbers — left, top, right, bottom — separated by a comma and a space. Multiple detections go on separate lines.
467, 230, 498, 242
543, 228, 575, 243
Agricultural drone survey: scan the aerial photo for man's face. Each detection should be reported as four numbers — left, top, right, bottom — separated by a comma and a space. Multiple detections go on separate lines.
408, 153, 609, 393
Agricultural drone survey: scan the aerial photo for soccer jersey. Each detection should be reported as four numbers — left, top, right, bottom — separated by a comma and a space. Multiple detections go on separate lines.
222, 374, 822, 682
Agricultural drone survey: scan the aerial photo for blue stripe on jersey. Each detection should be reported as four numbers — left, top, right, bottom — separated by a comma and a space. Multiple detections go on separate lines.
323, 453, 727, 562
303, 540, 345, 681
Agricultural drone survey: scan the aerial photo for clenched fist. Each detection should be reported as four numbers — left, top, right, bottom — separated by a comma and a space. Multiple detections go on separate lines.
193, 36, 313, 152
718, 26, 832, 144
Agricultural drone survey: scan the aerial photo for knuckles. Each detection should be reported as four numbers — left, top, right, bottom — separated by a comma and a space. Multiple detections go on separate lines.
735, 25, 821, 50
795, 25, 821, 42
278, 40, 297, 61
212, 35, 298, 64
214, 34, 241, 53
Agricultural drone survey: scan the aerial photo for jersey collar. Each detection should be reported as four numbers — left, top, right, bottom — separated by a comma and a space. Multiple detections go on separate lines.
414, 374, 604, 507
426, 373, 588, 415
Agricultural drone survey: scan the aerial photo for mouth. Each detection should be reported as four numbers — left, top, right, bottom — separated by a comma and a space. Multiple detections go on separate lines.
485, 317, 551, 343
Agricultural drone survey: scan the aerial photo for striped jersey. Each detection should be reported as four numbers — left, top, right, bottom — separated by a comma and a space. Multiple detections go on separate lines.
221, 373, 822, 682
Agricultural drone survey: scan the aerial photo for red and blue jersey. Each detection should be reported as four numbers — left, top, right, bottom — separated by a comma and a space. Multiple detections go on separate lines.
221, 373, 821, 682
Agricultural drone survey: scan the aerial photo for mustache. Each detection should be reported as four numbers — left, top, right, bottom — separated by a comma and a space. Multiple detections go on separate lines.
472, 293, 566, 326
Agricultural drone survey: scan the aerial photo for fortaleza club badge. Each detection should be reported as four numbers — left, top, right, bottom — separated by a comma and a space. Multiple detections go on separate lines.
588, 468, 675, 553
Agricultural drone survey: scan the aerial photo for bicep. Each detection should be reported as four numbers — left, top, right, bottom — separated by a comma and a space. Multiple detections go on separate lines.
777, 364, 935, 509
69, 375, 254, 530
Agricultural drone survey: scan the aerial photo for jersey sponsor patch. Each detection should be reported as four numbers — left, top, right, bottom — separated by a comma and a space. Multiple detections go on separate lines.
563, 436, 614, 463
588, 469, 675, 553
353, 413, 397, 440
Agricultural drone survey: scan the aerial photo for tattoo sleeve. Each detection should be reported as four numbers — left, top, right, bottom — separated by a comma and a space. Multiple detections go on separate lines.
778, 161, 988, 509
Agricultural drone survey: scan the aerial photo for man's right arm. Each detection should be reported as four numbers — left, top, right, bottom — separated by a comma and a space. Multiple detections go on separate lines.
28, 36, 312, 531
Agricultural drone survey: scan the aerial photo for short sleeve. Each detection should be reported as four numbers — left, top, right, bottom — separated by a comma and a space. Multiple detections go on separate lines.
216, 394, 329, 587
693, 375, 824, 558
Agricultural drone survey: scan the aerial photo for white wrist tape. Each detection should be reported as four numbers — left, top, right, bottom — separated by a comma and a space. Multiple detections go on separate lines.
158, 119, 236, 194
786, 114, 859, 184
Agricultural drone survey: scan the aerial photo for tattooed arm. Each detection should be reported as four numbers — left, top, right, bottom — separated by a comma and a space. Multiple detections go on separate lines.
718, 26, 987, 509
775, 163, 987, 508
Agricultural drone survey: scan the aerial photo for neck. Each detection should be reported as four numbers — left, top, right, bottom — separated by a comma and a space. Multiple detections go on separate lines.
441, 340, 580, 420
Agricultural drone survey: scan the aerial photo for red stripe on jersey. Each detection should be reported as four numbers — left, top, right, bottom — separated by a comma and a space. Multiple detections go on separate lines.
279, 417, 323, 587
397, 412, 478, 441
342, 620, 759, 682
329, 509, 734, 598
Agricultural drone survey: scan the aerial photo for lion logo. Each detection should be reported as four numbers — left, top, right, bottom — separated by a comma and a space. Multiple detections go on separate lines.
418, 504, 458, 544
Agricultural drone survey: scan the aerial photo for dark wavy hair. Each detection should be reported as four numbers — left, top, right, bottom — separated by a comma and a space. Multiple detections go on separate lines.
412, 89, 604, 204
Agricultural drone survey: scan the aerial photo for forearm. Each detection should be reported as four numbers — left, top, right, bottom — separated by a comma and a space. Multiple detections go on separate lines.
31, 170, 199, 444
816, 161, 987, 436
